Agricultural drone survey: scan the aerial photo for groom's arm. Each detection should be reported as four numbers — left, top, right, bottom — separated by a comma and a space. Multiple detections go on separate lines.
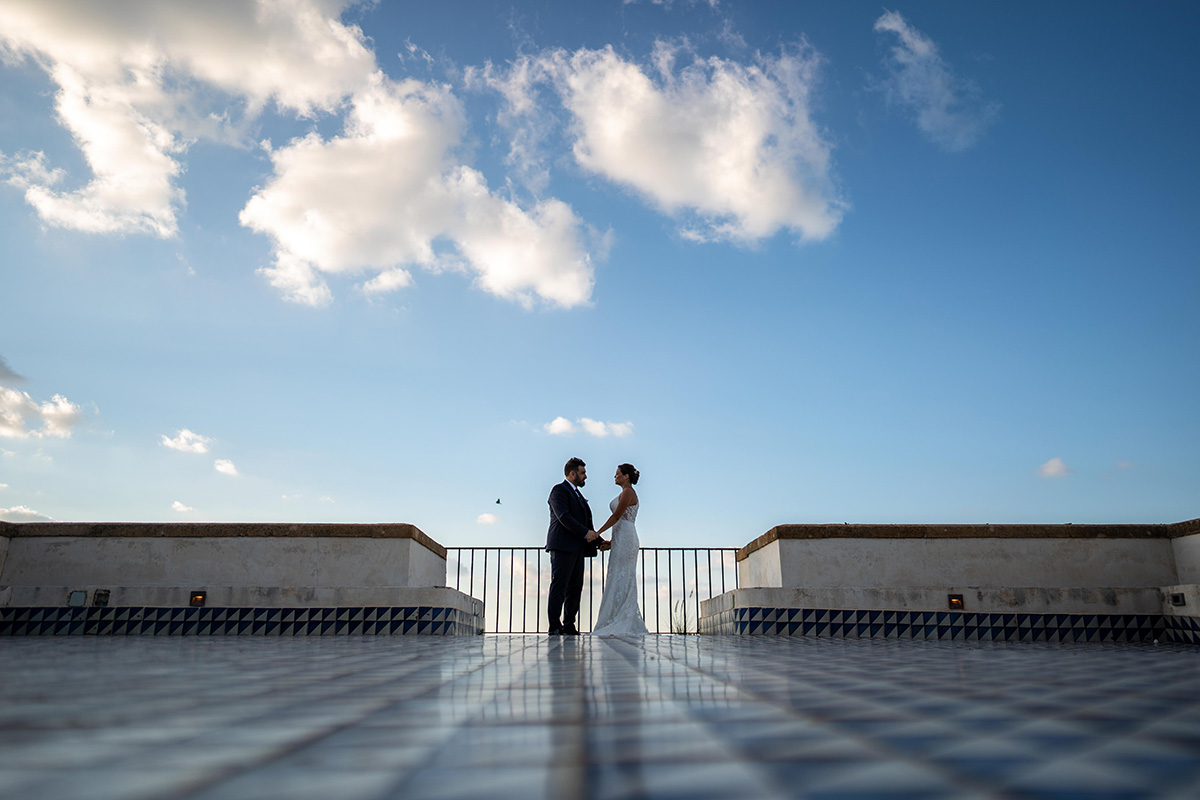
549, 485, 591, 540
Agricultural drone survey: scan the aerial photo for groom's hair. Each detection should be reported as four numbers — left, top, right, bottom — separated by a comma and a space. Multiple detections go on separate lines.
564, 457, 585, 476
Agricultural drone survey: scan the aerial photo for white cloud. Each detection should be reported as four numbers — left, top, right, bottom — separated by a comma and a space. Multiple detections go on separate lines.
214, 458, 238, 476
0, 483, 8, 489
160, 428, 210, 453
578, 417, 608, 437
0, 386, 82, 439
0, 504, 55, 521
607, 421, 634, 438
281, 493, 301, 500
0, 1, 600, 309
0, 0, 375, 237
873, 11, 999, 152
1116, 460, 1133, 470
1038, 457, 1070, 478
477, 513, 500, 525
171, 500, 194, 512
241, 74, 597, 309
319, 495, 335, 503
485, 41, 843, 244
544, 417, 634, 437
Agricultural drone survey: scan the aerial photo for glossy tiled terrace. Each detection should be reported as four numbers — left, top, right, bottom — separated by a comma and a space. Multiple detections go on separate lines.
3, 636, 1200, 799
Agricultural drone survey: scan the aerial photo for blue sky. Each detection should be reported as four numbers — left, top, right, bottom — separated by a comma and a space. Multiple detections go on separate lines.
1, 1, 1196, 546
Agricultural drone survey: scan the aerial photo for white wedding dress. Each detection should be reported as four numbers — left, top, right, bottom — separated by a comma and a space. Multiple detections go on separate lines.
590, 496, 648, 636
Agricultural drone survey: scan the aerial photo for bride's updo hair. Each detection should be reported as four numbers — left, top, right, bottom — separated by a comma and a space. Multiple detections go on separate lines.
617, 463, 639, 485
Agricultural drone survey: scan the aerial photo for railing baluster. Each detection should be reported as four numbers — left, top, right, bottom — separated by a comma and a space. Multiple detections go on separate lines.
667, 550, 673, 633
654, 550, 660, 634
640, 549, 646, 632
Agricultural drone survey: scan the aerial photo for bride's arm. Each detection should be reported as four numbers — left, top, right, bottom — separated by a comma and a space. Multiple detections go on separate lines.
595, 487, 636, 535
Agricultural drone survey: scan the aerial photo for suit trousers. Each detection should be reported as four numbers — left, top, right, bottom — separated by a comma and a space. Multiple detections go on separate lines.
547, 548, 586, 632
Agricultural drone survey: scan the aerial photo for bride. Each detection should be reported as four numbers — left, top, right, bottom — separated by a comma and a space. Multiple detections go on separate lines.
590, 463, 648, 636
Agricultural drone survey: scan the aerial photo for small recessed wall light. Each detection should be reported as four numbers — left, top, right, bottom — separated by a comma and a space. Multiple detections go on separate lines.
190, 591, 206, 607
948, 594, 965, 610
92, 590, 110, 608
68, 590, 86, 607
1170, 592, 1186, 607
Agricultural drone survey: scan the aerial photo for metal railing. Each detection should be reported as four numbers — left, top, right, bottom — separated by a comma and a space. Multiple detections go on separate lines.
446, 546, 739, 634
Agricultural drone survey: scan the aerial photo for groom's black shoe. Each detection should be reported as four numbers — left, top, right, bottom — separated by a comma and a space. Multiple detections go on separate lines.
548, 627, 562, 636
562, 625, 579, 636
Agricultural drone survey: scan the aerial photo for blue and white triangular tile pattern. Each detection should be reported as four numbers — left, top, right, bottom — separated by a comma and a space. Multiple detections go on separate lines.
0, 606, 484, 636
701, 606, 1185, 644
1163, 615, 1200, 645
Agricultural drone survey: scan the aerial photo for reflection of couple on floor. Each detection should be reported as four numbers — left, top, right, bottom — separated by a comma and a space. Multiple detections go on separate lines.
545, 457, 648, 636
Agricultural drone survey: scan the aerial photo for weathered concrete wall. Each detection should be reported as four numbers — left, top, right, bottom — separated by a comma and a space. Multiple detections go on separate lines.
0, 523, 448, 608
741, 537, 1177, 590
0, 533, 8, 606
1162, 584, 1200, 617
3, 536, 442, 588
740, 539, 782, 589
1172, 534, 1200, 585
723, 520, 1198, 618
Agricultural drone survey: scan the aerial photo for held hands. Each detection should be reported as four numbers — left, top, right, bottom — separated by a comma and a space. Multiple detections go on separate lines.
597, 539, 612, 551
585, 530, 599, 542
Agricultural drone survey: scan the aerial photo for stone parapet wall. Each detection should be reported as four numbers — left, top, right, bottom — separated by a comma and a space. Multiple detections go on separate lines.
1, 521, 443, 556
1, 523, 446, 608
739, 537, 1176, 591
737, 522, 1180, 562
0, 523, 487, 635
1171, 534, 1200, 585
713, 518, 1199, 641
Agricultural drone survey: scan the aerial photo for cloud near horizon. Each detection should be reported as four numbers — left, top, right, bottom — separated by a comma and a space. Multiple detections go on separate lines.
171, 500, 194, 512
544, 416, 633, 437
477, 513, 500, 525
161, 428, 211, 454
873, 11, 999, 152
0, 504, 55, 521
1038, 457, 1070, 478
0, 0, 599, 309
0, 386, 82, 439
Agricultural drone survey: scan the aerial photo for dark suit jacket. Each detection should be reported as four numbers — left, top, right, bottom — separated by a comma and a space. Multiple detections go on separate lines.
546, 480, 597, 556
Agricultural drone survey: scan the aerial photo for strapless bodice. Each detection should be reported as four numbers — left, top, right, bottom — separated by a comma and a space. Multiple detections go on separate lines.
610, 496, 638, 523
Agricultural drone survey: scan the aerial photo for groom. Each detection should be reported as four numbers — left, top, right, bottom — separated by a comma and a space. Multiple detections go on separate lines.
546, 457, 608, 635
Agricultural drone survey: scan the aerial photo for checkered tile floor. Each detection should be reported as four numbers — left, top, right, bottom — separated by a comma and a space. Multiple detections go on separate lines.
2, 636, 1199, 798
